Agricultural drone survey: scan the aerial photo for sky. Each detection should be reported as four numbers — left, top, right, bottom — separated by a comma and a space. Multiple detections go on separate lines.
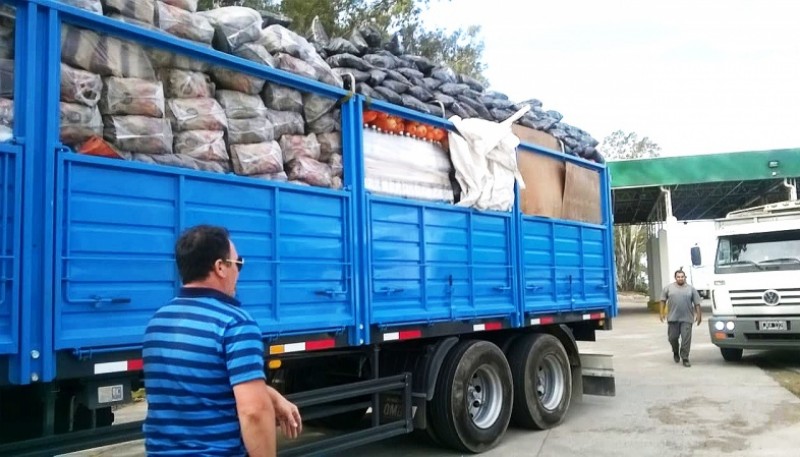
422, 0, 800, 157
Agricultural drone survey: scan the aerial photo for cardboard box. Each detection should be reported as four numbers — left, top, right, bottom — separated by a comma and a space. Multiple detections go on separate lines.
513, 124, 602, 223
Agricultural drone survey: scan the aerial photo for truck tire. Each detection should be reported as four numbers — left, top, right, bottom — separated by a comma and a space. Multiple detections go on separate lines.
720, 348, 743, 362
429, 340, 513, 453
508, 333, 572, 430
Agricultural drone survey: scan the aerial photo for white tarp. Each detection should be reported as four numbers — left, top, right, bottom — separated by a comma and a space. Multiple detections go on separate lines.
448, 106, 528, 212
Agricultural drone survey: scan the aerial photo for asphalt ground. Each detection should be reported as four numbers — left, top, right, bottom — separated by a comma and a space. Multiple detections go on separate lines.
65, 295, 800, 457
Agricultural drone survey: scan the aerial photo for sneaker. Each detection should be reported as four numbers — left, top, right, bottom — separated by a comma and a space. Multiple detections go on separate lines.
682, 359, 691, 367
673, 353, 680, 363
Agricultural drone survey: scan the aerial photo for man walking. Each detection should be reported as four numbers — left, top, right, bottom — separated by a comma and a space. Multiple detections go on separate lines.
143, 225, 302, 457
660, 269, 703, 367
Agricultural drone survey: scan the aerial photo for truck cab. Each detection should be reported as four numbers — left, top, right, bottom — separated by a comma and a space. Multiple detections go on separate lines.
695, 200, 800, 361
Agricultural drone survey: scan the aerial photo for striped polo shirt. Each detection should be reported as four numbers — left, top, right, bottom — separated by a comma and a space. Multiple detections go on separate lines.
142, 287, 266, 456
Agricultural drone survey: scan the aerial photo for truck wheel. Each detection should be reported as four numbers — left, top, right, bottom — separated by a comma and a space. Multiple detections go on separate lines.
720, 348, 743, 362
508, 333, 572, 430
429, 340, 513, 453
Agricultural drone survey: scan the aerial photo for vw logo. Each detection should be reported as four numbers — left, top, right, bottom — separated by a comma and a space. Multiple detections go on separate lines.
763, 290, 781, 306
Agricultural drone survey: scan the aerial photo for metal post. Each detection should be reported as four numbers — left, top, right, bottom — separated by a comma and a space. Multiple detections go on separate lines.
371, 345, 380, 428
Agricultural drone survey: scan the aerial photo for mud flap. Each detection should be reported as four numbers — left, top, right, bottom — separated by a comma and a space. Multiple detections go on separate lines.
579, 353, 615, 397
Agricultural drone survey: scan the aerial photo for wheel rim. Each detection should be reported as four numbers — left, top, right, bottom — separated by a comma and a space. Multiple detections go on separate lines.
536, 354, 565, 411
466, 364, 503, 429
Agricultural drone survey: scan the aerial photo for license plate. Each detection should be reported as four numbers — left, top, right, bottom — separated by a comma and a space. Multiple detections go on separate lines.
759, 320, 787, 331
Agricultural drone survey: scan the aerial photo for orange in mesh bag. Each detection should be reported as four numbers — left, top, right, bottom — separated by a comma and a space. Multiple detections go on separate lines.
78, 135, 124, 159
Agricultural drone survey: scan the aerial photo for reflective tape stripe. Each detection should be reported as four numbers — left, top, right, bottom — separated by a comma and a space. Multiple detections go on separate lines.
269, 339, 336, 355
94, 359, 143, 375
531, 316, 555, 325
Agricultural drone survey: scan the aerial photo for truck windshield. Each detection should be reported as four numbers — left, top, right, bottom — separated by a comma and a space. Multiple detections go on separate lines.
716, 230, 800, 274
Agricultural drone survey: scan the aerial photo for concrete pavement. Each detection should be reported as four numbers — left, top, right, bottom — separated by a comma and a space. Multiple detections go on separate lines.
65, 297, 800, 457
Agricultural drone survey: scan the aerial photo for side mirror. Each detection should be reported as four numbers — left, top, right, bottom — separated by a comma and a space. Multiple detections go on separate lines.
690, 246, 702, 266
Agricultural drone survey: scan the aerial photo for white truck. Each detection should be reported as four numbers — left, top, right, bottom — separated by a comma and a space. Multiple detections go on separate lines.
692, 199, 800, 362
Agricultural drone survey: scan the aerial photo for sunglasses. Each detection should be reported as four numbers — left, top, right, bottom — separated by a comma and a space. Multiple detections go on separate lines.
223, 256, 245, 272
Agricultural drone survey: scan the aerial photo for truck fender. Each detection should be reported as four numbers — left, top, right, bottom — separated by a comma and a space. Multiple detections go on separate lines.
421, 336, 459, 401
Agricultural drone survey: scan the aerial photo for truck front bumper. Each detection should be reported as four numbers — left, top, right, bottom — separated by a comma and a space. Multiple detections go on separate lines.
708, 316, 800, 350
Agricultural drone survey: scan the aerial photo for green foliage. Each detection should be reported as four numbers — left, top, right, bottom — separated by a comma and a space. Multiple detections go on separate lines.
603, 130, 661, 291
601, 130, 661, 161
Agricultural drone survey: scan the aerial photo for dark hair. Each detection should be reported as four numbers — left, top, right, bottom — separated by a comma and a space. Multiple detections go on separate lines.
674, 269, 685, 278
175, 225, 231, 284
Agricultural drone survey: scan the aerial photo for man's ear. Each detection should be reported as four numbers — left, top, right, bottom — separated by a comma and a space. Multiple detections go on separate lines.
212, 259, 227, 279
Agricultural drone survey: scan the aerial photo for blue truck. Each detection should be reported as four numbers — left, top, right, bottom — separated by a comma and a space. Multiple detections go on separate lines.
0, 1, 617, 455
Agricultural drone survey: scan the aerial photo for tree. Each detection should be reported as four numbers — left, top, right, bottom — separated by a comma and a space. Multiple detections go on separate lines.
197, 0, 487, 82
602, 130, 661, 292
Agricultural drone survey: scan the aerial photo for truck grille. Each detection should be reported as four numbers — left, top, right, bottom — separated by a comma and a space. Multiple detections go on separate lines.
730, 289, 800, 315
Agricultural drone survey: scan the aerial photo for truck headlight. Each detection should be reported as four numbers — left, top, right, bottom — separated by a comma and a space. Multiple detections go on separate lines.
714, 321, 725, 331
726, 321, 735, 331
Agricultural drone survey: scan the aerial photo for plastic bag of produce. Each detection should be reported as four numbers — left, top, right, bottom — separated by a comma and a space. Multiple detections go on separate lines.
161, 0, 197, 12
303, 93, 336, 124
232, 42, 276, 69
101, 0, 156, 25
215, 90, 266, 119
174, 129, 228, 161
317, 132, 341, 162
307, 111, 338, 134
60, 102, 102, 146
61, 26, 156, 80
275, 53, 317, 81
400, 94, 430, 114
167, 98, 227, 131
324, 38, 359, 56
307, 16, 329, 45
332, 67, 369, 84
228, 117, 273, 144
160, 69, 215, 99
356, 83, 377, 99
373, 86, 401, 104
326, 53, 373, 71
368, 69, 387, 86
61, 64, 103, 107
266, 109, 304, 137
99, 77, 165, 117
286, 156, 333, 188
230, 141, 284, 176
62, 0, 103, 14
261, 83, 303, 113
259, 25, 316, 60
328, 153, 343, 178
280, 133, 321, 162
364, 53, 398, 70
156, 2, 214, 44
128, 151, 229, 172
103, 115, 173, 154
0, 97, 12, 127
200, 6, 262, 53
211, 66, 264, 95
149, 48, 210, 71
381, 80, 410, 95
0, 59, 12, 99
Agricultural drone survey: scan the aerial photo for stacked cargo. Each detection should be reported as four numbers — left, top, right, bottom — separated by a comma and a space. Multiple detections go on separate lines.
45, 1, 603, 198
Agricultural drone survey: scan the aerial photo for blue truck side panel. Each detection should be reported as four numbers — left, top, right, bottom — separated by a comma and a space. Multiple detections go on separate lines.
55, 155, 356, 350
1, 0, 617, 385
0, 143, 20, 354
369, 197, 517, 327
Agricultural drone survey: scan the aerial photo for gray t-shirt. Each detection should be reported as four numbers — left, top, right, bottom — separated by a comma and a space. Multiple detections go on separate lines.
661, 282, 701, 323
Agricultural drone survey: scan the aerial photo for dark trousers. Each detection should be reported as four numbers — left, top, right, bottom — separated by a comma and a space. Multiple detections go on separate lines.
668, 321, 693, 360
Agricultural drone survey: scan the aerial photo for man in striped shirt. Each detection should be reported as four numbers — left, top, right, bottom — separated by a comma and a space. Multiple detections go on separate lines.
143, 225, 301, 457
